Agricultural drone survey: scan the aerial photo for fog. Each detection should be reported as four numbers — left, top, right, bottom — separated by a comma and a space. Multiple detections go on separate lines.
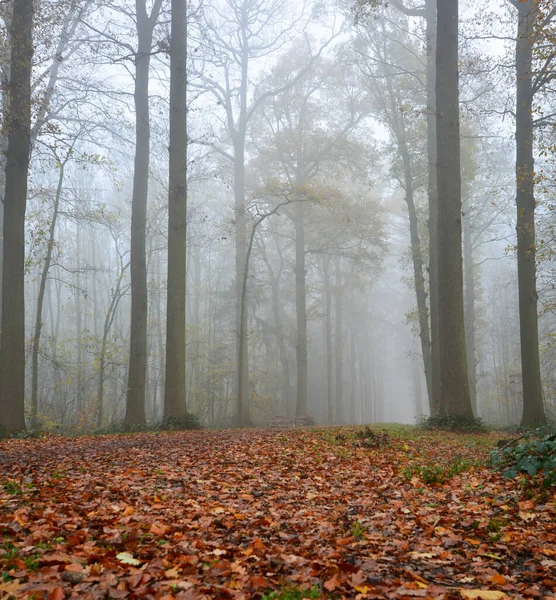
0, 0, 555, 433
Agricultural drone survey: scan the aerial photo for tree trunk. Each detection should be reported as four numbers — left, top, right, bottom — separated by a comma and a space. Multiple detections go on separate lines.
334, 256, 344, 423
294, 201, 308, 416
515, 0, 546, 426
426, 0, 441, 414
349, 314, 357, 424
126, 0, 161, 425
164, 0, 188, 420
98, 262, 129, 429
233, 137, 252, 425
0, 0, 33, 434
0, 2, 12, 339
436, 0, 473, 417
384, 70, 433, 410
261, 240, 292, 416
323, 258, 334, 424
30, 160, 66, 427
462, 197, 477, 415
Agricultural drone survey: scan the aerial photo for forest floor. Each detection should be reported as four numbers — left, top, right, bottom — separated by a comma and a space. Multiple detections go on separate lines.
0, 426, 555, 600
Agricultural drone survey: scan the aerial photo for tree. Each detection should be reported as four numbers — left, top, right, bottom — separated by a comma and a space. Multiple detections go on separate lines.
252, 50, 372, 418
353, 12, 433, 411
164, 0, 188, 420
191, 0, 336, 425
0, 0, 33, 433
435, 0, 473, 417
125, 0, 163, 426
508, 0, 552, 426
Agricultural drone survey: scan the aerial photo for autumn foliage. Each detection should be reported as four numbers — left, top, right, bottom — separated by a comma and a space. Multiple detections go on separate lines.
0, 427, 555, 599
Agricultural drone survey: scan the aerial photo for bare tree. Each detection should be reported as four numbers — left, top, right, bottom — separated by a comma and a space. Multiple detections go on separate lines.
191, 0, 335, 425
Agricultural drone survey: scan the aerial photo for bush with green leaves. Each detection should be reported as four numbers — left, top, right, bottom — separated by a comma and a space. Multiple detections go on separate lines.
158, 414, 201, 431
490, 427, 556, 488
419, 412, 488, 433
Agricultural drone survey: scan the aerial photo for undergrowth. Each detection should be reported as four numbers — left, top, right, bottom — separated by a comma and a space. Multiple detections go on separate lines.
490, 425, 556, 488
401, 456, 476, 484
419, 413, 488, 433
94, 414, 202, 435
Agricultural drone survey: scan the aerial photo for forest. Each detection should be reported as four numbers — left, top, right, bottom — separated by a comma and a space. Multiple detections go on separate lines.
0, 0, 555, 433
1, 1, 556, 598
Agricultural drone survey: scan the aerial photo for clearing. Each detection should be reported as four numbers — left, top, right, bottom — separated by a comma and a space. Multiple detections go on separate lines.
0, 426, 554, 599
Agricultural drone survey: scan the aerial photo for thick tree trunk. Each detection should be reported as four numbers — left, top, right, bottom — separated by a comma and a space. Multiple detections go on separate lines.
126, 0, 160, 425
515, 0, 546, 426
294, 202, 308, 416
164, 0, 188, 420
436, 0, 473, 417
426, 0, 441, 414
0, 1, 14, 338
0, 0, 33, 434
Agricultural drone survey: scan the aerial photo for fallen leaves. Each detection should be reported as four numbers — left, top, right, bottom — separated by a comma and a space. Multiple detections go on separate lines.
0, 427, 554, 599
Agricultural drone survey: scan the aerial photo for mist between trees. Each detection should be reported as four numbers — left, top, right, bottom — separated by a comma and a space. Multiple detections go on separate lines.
0, 0, 555, 435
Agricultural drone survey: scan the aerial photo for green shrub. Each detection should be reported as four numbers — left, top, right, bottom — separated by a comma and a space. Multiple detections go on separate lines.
490, 427, 556, 488
158, 414, 201, 431
419, 413, 488, 433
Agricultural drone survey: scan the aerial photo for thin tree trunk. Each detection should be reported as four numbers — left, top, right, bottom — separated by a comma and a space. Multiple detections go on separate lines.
74, 210, 84, 415
334, 256, 344, 423
349, 315, 357, 424
462, 197, 477, 415
164, 0, 188, 420
294, 202, 308, 416
323, 258, 334, 424
384, 69, 433, 409
98, 264, 129, 429
436, 0, 473, 417
260, 240, 292, 416
0, 0, 33, 433
515, 0, 546, 425
127, 0, 162, 425
30, 159, 66, 427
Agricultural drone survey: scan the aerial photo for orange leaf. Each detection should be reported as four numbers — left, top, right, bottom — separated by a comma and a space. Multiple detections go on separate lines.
150, 522, 169, 536
49, 587, 66, 600
324, 575, 341, 591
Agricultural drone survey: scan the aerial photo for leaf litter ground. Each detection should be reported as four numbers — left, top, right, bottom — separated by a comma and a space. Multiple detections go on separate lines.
0, 427, 555, 599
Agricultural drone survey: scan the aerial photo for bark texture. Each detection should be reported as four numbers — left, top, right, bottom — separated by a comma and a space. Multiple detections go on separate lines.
126, 0, 162, 425
514, 0, 546, 425
164, 0, 188, 420
426, 0, 441, 414
0, 0, 33, 434
435, 0, 473, 417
